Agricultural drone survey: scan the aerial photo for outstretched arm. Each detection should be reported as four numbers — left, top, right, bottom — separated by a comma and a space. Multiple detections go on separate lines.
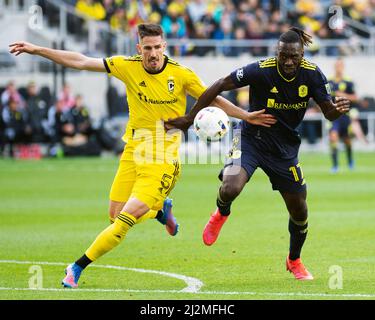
165, 75, 276, 131
319, 97, 350, 121
212, 96, 277, 128
164, 75, 234, 131
188, 75, 236, 124
9, 41, 106, 72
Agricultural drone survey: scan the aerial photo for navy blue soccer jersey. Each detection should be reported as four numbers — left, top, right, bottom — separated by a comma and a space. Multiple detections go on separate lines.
230, 57, 332, 158
328, 77, 355, 132
328, 77, 355, 96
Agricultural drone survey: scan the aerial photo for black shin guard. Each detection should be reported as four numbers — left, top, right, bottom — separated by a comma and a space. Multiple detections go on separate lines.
216, 190, 231, 216
288, 219, 308, 261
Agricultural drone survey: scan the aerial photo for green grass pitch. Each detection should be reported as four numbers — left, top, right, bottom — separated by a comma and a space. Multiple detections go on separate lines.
0, 151, 374, 300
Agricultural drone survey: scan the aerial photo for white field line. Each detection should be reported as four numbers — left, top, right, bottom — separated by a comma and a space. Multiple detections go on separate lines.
0, 287, 375, 298
1, 260, 375, 298
0, 260, 202, 293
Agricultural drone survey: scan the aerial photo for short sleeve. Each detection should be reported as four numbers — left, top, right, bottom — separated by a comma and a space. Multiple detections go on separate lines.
346, 81, 355, 94
230, 62, 260, 88
103, 56, 128, 83
311, 67, 332, 104
184, 69, 207, 100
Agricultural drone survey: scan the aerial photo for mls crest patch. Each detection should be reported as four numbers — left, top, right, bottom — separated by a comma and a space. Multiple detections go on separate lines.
298, 85, 308, 98
326, 83, 332, 94
325, 83, 332, 94
167, 78, 175, 93
236, 68, 244, 81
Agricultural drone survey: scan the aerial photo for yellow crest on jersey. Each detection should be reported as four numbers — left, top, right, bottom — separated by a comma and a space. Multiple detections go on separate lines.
298, 85, 308, 98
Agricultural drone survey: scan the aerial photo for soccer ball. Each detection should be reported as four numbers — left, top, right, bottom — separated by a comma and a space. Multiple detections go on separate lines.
193, 107, 230, 142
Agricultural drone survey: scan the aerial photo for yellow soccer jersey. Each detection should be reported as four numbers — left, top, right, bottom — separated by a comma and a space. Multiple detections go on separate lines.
103, 55, 206, 143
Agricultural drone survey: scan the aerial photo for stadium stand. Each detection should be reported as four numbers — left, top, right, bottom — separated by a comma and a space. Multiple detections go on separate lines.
1, 0, 375, 157
30, 0, 375, 57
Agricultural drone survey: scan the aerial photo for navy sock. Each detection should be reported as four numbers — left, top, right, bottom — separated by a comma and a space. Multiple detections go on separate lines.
156, 210, 163, 220
216, 189, 231, 216
75, 254, 92, 270
346, 144, 353, 165
331, 147, 338, 168
288, 219, 308, 260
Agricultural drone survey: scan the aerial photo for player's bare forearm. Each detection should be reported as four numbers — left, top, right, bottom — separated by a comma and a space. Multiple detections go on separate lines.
37, 47, 89, 70
188, 75, 237, 122
164, 75, 236, 131
9, 41, 105, 72
212, 96, 248, 120
319, 97, 350, 121
213, 96, 277, 127
186, 78, 230, 123
164, 74, 276, 131
192, 76, 276, 128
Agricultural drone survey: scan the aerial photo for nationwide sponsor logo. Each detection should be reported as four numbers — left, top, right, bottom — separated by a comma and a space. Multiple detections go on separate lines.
267, 98, 308, 110
298, 85, 308, 98
138, 92, 177, 104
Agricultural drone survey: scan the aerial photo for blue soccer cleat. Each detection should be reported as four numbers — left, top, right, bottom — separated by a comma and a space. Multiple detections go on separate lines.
157, 198, 179, 236
349, 161, 355, 171
62, 263, 83, 288
331, 166, 339, 174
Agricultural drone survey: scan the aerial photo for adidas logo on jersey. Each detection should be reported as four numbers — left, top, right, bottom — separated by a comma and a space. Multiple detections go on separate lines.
270, 86, 279, 93
139, 81, 146, 87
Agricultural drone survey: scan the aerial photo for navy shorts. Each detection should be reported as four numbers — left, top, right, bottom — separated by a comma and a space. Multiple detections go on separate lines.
330, 115, 351, 138
220, 134, 307, 193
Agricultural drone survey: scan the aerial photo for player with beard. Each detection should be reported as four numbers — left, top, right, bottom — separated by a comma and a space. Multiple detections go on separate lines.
166, 27, 350, 280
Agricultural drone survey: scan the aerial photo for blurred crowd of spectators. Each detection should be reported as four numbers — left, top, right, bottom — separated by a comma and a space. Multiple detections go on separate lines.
0, 81, 106, 157
37, 0, 375, 57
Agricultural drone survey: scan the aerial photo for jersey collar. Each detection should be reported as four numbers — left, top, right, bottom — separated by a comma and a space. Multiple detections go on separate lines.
144, 55, 168, 75
276, 60, 299, 82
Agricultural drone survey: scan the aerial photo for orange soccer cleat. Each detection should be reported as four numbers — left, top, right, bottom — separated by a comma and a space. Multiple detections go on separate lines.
202, 208, 228, 246
286, 256, 314, 280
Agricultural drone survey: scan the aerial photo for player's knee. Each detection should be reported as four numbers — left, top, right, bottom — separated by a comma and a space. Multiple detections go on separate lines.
288, 199, 308, 221
108, 208, 118, 220
220, 181, 243, 201
330, 132, 339, 143
109, 200, 126, 220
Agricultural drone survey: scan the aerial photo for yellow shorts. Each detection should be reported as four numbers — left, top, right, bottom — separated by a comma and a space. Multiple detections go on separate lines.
109, 141, 181, 211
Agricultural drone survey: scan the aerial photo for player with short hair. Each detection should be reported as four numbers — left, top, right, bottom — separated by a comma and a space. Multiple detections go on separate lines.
328, 58, 358, 173
10, 23, 276, 288
166, 27, 350, 280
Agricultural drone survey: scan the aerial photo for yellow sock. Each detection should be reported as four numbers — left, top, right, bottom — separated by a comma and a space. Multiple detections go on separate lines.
136, 209, 158, 224
85, 212, 136, 261
109, 217, 115, 224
